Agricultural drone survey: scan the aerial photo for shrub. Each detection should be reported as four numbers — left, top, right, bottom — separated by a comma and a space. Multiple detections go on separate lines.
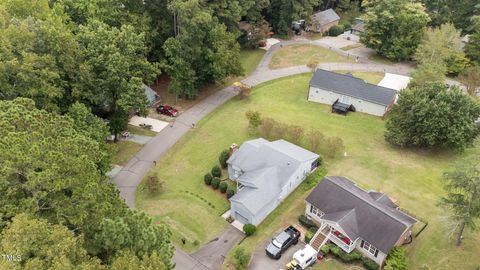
307, 60, 319, 71
219, 182, 228, 193
285, 125, 304, 145
245, 110, 262, 131
302, 166, 325, 191
243, 224, 256, 236
211, 165, 222, 177
298, 215, 318, 230
211, 177, 220, 189
362, 257, 379, 270
329, 25, 344, 36
304, 231, 314, 243
233, 247, 250, 270
341, 22, 352, 31
271, 121, 287, 140
204, 173, 213, 185
226, 188, 235, 198
329, 245, 342, 256
326, 136, 345, 158
338, 249, 362, 262
219, 149, 230, 169
307, 130, 325, 153
259, 117, 276, 139
384, 247, 407, 270
239, 85, 252, 99
146, 175, 163, 195
320, 243, 332, 254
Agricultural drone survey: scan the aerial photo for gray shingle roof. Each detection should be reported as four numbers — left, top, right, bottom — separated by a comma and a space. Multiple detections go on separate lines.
228, 139, 319, 215
312, 9, 340, 26
309, 69, 397, 106
306, 176, 417, 254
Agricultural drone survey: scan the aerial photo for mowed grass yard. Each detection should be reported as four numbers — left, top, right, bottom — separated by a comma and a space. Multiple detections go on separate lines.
137, 74, 479, 268
269, 44, 355, 69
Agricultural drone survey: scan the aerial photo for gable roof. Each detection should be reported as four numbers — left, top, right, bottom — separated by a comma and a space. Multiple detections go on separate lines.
309, 69, 397, 106
306, 176, 417, 254
312, 9, 340, 26
228, 139, 319, 215
143, 83, 157, 104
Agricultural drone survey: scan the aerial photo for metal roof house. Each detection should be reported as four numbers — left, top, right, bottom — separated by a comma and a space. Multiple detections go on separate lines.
308, 69, 397, 117
309, 9, 340, 33
227, 138, 320, 226
305, 176, 417, 266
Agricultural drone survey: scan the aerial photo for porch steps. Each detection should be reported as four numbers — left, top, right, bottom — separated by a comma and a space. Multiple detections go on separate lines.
310, 231, 327, 250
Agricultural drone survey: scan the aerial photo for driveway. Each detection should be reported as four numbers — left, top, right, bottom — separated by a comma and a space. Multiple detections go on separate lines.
174, 225, 244, 270
249, 241, 306, 270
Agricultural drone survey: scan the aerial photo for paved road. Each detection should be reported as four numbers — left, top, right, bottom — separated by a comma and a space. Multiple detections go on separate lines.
173, 225, 244, 270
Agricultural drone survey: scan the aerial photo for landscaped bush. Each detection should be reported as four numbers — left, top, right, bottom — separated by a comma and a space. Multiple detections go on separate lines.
233, 247, 250, 270
384, 247, 407, 270
338, 249, 362, 262
211, 177, 220, 189
219, 149, 230, 169
219, 182, 228, 193
243, 224, 256, 236
204, 173, 213, 185
320, 243, 332, 254
341, 22, 352, 31
226, 188, 235, 198
302, 166, 326, 191
362, 257, 379, 270
329, 25, 344, 36
211, 165, 222, 177
304, 231, 314, 243
298, 215, 319, 231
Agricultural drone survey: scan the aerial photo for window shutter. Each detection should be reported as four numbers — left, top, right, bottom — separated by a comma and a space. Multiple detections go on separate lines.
374, 249, 379, 258
310, 205, 314, 213
360, 240, 364, 248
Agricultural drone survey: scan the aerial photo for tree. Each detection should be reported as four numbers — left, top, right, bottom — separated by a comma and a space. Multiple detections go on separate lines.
267, 0, 321, 35
411, 23, 467, 85
77, 21, 159, 141
420, 0, 480, 32
308, 130, 324, 153
0, 214, 104, 270
460, 66, 480, 97
92, 209, 174, 265
245, 110, 262, 131
0, 0, 82, 112
0, 98, 123, 231
109, 250, 169, 270
440, 147, 480, 246
361, 0, 430, 61
384, 247, 407, 270
164, 0, 242, 99
384, 83, 480, 150
464, 16, 480, 65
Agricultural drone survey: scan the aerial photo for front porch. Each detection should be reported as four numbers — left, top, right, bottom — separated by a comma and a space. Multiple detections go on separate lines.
309, 222, 356, 253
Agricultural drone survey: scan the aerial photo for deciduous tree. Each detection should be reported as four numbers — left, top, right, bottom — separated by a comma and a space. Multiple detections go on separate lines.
361, 0, 430, 61
465, 16, 480, 65
384, 83, 480, 150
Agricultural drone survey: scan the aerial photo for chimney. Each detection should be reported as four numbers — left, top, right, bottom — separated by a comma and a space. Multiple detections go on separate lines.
229, 143, 239, 156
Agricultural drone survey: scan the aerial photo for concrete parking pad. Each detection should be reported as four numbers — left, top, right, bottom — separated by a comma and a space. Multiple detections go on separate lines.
250, 241, 306, 270
128, 116, 168, 132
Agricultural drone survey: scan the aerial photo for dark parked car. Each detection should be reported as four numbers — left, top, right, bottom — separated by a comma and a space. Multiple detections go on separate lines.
265, 226, 300, 259
156, 105, 178, 117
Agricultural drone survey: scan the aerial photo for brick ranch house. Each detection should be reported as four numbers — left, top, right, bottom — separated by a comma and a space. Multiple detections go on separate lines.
305, 176, 417, 266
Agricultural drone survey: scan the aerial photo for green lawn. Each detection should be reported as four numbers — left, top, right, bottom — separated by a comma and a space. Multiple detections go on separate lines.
137, 74, 479, 269
368, 54, 396, 66
340, 44, 363, 51
269, 44, 355, 69
239, 49, 265, 77
111, 141, 143, 166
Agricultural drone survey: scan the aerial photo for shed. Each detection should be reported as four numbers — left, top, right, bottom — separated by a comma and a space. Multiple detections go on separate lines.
309, 9, 340, 33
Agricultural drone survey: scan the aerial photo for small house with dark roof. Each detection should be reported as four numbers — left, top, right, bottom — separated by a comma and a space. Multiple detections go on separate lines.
305, 176, 417, 266
309, 9, 340, 33
308, 69, 397, 117
227, 138, 320, 225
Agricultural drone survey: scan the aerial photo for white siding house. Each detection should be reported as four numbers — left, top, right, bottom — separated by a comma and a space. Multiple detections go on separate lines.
308, 70, 397, 117
227, 138, 320, 226
305, 176, 417, 266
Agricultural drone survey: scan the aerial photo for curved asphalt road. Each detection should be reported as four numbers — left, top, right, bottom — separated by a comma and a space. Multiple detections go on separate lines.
112, 39, 459, 270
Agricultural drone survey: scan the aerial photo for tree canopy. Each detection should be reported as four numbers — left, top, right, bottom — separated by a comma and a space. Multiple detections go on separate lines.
384, 82, 480, 150
361, 0, 430, 61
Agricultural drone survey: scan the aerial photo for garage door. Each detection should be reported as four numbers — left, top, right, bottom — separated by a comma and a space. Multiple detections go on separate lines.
235, 212, 249, 224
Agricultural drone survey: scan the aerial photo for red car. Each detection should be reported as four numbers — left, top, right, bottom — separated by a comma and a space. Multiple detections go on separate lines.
156, 105, 178, 117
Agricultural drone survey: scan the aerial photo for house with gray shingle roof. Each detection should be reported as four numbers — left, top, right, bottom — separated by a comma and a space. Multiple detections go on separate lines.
308, 69, 397, 117
227, 138, 320, 226
309, 9, 340, 33
305, 176, 417, 266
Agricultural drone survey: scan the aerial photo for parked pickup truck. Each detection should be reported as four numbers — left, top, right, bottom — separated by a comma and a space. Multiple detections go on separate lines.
265, 226, 301, 259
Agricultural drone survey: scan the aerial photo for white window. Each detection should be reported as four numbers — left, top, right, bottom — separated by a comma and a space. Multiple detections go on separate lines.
310, 205, 324, 218
361, 240, 378, 257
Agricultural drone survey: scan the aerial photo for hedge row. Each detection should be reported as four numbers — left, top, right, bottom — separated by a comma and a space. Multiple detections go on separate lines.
320, 243, 379, 270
